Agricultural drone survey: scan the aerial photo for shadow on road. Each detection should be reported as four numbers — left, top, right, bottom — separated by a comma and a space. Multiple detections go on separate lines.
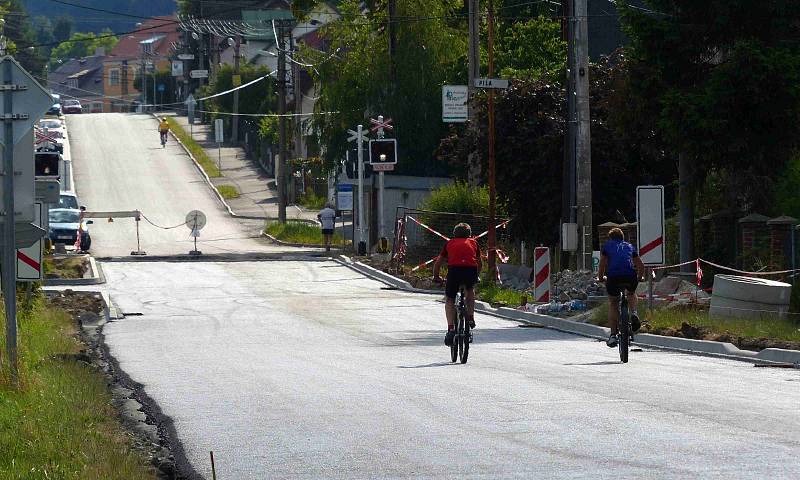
397, 362, 454, 369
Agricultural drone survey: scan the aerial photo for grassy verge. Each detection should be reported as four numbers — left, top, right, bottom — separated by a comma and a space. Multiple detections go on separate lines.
217, 184, 240, 199
0, 298, 154, 479
165, 117, 221, 177
265, 221, 344, 246
43, 255, 88, 279
299, 191, 327, 210
475, 278, 524, 307
589, 303, 800, 345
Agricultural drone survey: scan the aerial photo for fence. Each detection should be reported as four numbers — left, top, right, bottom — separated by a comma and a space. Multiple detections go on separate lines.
390, 207, 511, 274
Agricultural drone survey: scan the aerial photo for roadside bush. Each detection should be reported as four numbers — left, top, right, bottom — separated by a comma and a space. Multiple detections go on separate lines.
420, 181, 491, 216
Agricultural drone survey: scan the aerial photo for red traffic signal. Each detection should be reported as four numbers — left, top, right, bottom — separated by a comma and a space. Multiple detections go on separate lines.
368, 138, 397, 165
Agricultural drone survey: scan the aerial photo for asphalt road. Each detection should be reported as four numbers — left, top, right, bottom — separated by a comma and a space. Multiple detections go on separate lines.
66, 113, 289, 257
102, 260, 800, 479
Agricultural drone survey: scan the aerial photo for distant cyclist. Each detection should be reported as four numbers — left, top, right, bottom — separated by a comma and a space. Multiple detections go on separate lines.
158, 117, 170, 145
433, 223, 482, 346
597, 227, 645, 347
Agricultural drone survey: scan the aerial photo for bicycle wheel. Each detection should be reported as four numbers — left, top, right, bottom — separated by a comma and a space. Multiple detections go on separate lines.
450, 296, 459, 363
460, 321, 470, 364
457, 314, 464, 362
618, 297, 630, 363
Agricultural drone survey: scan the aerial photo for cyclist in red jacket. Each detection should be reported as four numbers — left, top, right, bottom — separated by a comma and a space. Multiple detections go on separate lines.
433, 223, 482, 346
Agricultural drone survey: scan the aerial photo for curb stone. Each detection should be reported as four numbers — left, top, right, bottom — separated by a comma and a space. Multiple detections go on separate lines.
334, 256, 800, 366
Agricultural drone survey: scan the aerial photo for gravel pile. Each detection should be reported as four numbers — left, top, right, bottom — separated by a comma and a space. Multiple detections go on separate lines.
553, 270, 604, 300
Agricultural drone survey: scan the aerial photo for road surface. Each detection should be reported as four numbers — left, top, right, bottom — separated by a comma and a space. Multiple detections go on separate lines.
67, 113, 294, 257
102, 260, 800, 479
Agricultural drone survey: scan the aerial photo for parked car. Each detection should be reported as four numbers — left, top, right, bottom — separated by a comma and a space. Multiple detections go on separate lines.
48, 208, 92, 251
47, 103, 61, 115
58, 192, 79, 210
62, 99, 82, 114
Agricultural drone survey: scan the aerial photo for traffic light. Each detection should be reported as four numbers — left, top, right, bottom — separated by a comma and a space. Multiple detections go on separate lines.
369, 139, 397, 166
34, 152, 60, 177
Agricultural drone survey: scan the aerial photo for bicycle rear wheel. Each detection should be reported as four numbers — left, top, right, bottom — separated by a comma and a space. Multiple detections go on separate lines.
618, 298, 630, 363
460, 321, 470, 364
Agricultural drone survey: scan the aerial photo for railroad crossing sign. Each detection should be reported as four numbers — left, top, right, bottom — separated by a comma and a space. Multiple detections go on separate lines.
346, 128, 367, 143
369, 116, 393, 136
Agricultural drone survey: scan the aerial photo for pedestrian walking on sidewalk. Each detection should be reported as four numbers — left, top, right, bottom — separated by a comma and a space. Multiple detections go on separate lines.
317, 203, 337, 252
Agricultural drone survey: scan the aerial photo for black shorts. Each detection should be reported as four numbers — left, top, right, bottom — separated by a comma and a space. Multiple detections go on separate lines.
445, 266, 479, 299
321, 228, 334, 235
606, 275, 638, 297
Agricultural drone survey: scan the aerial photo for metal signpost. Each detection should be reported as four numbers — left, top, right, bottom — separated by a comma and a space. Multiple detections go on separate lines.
214, 118, 223, 172
185, 94, 196, 136
347, 125, 368, 255
0, 56, 53, 382
186, 209, 207, 256
369, 116, 395, 251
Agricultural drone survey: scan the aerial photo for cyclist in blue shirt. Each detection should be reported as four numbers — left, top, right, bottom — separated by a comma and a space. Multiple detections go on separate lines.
597, 227, 645, 347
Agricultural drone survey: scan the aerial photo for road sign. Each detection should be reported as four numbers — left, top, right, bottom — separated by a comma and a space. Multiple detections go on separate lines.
34, 178, 59, 203
369, 117, 393, 134
214, 119, 224, 143
0, 56, 53, 147
347, 128, 367, 143
178, 53, 195, 60
372, 163, 394, 172
369, 138, 397, 165
186, 210, 207, 231
474, 78, 509, 89
190, 69, 209, 79
16, 202, 42, 281
4, 129, 36, 222
171, 61, 183, 77
336, 183, 353, 211
158, 83, 166, 92
185, 94, 196, 124
442, 85, 468, 123
636, 185, 666, 266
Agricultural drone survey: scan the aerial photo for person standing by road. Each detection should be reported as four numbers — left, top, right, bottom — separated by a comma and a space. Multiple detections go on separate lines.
317, 203, 337, 252
597, 227, 645, 347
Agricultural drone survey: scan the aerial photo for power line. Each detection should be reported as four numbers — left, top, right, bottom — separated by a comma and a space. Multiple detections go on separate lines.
44, 0, 159, 20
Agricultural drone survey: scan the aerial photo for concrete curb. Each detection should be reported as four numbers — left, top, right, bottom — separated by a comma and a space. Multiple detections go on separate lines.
43, 255, 105, 286
334, 255, 800, 366
159, 114, 316, 224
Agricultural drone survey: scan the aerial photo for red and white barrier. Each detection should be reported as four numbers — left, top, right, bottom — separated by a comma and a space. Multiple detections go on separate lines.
533, 247, 551, 302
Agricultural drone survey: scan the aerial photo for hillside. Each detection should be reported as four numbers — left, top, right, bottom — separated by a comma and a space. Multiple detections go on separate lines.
24, 0, 177, 34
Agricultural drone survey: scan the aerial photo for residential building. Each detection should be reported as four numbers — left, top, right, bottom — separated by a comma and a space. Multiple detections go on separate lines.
47, 49, 106, 113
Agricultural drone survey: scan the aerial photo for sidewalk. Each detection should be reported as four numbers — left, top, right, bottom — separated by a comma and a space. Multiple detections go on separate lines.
164, 112, 317, 222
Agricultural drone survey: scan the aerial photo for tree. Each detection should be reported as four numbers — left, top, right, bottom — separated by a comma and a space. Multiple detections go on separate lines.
52, 15, 74, 43
618, 0, 800, 264
4, 0, 46, 76
312, 0, 466, 176
495, 16, 566, 80
49, 30, 118, 67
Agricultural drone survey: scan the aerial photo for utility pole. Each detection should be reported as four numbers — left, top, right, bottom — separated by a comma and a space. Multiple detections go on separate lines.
388, 0, 397, 82
2, 59, 17, 382
467, 0, 480, 185
231, 35, 240, 144
121, 59, 128, 112
563, 0, 577, 268
574, 0, 592, 271
486, 0, 497, 280
277, 21, 288, 224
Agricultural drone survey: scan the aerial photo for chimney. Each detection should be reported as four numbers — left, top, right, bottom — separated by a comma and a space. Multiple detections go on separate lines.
94, 46, 105, 57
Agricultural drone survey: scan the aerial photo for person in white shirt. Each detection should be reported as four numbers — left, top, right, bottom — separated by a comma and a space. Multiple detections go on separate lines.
317, 203, 337, 252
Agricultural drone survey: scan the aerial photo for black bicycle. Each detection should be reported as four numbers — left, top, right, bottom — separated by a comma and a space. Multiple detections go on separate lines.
617, 289, 632, 363
451, 285, 471, 364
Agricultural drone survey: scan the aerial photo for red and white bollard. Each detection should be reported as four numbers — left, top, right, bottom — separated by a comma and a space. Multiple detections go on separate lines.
533, 247, 551, 303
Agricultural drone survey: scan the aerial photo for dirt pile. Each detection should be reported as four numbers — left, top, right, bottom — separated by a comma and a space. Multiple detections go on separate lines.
644, 321, 800, 352
48, 289, 104, 317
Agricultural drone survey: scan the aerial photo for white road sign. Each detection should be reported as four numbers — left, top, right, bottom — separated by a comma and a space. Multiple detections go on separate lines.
474, 78, 509, 89
442, 85, 468, 123
337, 184, 353, 211
16, 202, 42, 281
214, 119, 224, 143
347, 128, 367, 143
171, 60, 184, 77
178, 53, 195, 60
190, 69, 209, 79
636, 185, 666, 266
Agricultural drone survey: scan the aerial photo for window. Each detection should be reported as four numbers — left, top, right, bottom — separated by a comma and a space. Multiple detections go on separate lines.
109, 68, 120, 86
68, 78, 78, 88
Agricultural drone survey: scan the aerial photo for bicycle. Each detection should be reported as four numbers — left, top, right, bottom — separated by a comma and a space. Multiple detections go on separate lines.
451, 285, 471, 364
160, 131, 168, 148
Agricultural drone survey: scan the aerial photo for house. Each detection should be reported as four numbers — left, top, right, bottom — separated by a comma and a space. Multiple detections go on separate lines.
48, 49, 106, 113
103, 15, 181, 112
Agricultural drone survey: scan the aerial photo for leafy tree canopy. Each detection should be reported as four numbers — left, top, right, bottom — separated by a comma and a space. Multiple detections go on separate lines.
49, 30, 118, 68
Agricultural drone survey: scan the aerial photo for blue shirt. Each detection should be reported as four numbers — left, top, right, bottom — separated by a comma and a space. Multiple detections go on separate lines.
601, 239, 638, 277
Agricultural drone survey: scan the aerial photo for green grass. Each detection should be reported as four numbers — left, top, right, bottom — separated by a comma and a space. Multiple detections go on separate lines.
475, 278, 525, 307
265, 221, 344, 246
589, 303, 800, 343
299, 191, 327, 210
0, 298, 155, 479
165, 117, 221, 177
217, 184, 240, 199
43, 256, 87, 279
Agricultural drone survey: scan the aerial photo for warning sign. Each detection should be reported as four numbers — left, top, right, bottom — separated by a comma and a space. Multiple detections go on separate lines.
636, 185, 665, 266
17, 202, 44, 281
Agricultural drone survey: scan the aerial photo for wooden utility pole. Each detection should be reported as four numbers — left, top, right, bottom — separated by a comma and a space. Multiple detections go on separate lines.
487, 0, 497, 280
467, 0, 481, 186
277, 21, 288, 223
574, 0, 592, 271
231, 35, 241, 143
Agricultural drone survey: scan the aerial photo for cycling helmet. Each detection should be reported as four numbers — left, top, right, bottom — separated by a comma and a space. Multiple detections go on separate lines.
453, 222, 472, 238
